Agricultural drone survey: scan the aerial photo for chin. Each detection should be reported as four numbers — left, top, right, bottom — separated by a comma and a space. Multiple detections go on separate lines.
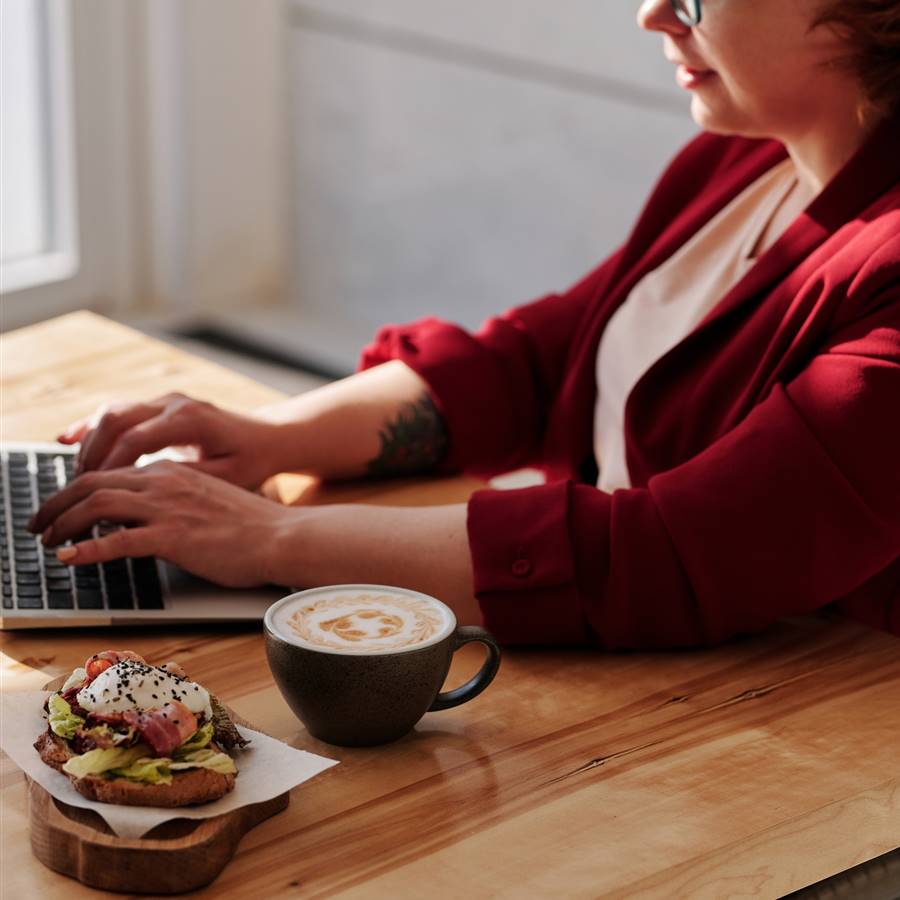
690, 96, 765, 139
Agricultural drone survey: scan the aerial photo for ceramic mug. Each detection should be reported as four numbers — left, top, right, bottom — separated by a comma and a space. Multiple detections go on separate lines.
264, 585, 501, 746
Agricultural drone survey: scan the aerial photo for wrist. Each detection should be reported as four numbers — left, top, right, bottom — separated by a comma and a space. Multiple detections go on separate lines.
260, 506, 312, 587
253, 419, 311, 479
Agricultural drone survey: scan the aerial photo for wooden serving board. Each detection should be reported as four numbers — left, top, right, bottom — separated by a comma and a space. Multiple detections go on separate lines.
28, 676, 288, 894
27, 776, 288, 894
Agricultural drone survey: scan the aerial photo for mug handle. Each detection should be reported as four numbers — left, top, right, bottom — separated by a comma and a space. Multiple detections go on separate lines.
428, 626, 501, 711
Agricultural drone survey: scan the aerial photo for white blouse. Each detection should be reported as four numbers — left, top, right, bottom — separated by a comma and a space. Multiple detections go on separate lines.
593, 157, 806, 493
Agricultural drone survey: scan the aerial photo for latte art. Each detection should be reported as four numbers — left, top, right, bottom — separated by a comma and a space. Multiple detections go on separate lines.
281, 591, 451, 652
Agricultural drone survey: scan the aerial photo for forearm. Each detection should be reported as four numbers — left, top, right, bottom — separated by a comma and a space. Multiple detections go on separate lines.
254, 360, 448, 481
267, 503, 483, 626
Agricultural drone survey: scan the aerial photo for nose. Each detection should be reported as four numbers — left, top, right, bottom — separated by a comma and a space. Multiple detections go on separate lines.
637, 0, 691, 35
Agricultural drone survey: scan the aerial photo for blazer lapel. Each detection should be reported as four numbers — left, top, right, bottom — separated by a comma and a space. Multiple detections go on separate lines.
693, 110, 900, 335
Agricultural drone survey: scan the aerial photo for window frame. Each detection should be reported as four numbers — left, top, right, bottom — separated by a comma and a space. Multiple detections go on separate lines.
1, 0, 136, 330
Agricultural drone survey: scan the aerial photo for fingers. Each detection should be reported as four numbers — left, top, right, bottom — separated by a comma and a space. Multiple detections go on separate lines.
56, 526, 159, 567
42, 488, 155, 547
98, 415, 206, 471
58, 418, 90, 444
185, 456, 236, 482
77, 402, 166, 473
28, 469, 147, 534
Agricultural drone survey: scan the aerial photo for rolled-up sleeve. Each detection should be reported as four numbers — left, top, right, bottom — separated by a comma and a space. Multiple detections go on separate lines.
358, 252, 624, 478
466, 293, 900, 648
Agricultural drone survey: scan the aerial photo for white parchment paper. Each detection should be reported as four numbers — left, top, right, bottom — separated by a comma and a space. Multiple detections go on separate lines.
0, 691, 338, 838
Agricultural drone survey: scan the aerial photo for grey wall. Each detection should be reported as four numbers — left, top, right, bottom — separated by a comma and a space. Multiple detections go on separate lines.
285, 1, 699, 371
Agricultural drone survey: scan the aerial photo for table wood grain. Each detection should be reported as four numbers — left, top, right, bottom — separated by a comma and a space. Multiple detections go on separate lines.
2, 312, 899, 899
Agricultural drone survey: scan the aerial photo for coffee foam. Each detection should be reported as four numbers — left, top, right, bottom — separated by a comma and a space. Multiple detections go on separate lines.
270, 588, 454, 654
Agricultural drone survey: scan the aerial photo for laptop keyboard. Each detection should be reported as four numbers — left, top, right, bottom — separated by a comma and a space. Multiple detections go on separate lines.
1, 449, 164, 613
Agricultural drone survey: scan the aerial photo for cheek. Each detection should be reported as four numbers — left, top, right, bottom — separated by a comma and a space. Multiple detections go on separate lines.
700, 27, 820, 109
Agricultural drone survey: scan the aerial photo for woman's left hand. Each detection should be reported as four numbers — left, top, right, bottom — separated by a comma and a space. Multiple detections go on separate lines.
28, 461, 295, 587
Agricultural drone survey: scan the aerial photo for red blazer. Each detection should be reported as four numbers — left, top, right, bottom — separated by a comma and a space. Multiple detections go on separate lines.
360, 112, 900, 648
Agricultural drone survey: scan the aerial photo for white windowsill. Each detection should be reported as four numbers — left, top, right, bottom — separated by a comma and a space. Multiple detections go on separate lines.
0, 251, 80, 296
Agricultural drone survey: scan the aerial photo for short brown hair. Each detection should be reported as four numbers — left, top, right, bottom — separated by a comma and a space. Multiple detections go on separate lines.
813, 0, 900, 113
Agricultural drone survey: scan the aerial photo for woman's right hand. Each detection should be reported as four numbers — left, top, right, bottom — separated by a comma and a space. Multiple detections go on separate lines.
59, 393, 286, 489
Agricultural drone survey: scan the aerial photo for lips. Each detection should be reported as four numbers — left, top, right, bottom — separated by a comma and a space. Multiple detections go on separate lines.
675, 64, 715, 89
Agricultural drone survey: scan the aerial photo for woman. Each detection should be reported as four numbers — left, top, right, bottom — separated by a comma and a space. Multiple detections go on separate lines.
31, 0, 900, 647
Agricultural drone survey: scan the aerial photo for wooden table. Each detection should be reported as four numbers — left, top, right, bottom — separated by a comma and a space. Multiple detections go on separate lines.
2, 312, 899, 898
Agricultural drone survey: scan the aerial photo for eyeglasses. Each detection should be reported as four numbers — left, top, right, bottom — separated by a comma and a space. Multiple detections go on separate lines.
670, 0, 702, 26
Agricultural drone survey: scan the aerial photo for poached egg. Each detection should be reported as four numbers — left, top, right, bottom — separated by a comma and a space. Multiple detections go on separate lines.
76, 659, 213, 720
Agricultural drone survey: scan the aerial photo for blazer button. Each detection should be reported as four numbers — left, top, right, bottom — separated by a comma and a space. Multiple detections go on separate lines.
511, 558, 532, 577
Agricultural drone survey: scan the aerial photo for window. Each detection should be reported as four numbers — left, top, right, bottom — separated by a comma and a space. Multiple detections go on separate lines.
1, 0, 78, 296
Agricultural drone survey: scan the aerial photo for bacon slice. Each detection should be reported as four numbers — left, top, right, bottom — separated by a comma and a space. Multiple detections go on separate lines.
61, 685, 89, 717
123, 701, 198, 757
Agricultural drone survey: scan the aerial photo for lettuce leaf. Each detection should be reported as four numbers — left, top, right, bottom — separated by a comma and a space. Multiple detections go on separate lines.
174, 721, 214, 755
109, 756, 173, 785
170, 748, 236, 775
61, 667, 88, 693
62, 740, 236, 784
62, 744, 151, 778
210, 693, 250, 750
48, 693, 85, 740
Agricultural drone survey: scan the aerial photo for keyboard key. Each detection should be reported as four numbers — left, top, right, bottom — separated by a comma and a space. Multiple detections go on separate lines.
133, 558, 164, 609
131, 557, 160, 579
16, 584, 42, 598
106, 587, 134, 610
75, 574, 101, 590
47, 590, 74, 609
16, 594, 44, 609
103, 560, 130, 585
14, 562, 40, 574
47, 576, 71, 591
16, 572, 41, 585
75, 588, 104, 609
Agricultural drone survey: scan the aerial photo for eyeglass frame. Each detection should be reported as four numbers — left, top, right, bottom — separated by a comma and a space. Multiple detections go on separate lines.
670, 0, 702, 27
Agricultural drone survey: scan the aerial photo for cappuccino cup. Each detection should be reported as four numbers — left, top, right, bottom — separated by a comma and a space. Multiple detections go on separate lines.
264, 585, 501, 746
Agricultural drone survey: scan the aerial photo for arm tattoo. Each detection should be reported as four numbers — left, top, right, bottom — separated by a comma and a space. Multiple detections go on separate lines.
366, 392, 449, 477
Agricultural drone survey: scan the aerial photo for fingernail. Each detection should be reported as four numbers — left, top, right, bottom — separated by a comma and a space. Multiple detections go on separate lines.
57, 546, 78, 562
41, 527, 54, 546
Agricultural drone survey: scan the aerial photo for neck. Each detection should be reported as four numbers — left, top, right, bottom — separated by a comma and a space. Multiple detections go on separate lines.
781, 104, 886, 195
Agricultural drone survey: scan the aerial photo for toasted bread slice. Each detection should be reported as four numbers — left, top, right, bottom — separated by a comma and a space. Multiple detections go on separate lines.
34, 730, 236, 807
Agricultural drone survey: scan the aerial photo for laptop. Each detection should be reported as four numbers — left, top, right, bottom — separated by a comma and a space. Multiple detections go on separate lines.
1, 441, 284, 629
